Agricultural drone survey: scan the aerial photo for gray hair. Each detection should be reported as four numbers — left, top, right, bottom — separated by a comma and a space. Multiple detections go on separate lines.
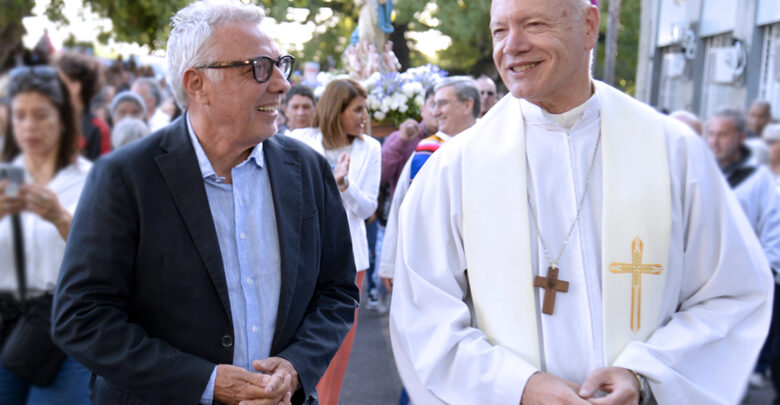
711, 107, 747, 135
167, 0, 265, 108
111, 118, 151, 149
133, 78, 162, 106
435, 76, 481, 119
750, 99, 771, 113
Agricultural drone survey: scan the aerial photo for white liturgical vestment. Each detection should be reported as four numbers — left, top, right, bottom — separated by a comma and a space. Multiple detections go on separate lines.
389, 81, 773, 405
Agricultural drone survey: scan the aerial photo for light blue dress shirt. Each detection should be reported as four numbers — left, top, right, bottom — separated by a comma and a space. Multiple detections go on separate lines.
186, 116, 282, 404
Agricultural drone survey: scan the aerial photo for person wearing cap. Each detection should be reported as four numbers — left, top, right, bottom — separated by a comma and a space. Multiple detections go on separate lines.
109, 90, 147, 126
388, 0, 772, 404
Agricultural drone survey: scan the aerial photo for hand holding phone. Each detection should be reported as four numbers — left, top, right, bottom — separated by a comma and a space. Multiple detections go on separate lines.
0, 164, 25, 198
0, 164, 25, 218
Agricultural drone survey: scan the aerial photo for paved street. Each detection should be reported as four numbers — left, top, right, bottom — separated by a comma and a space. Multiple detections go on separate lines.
744, 382, 775, 404
341, 292, 402, 405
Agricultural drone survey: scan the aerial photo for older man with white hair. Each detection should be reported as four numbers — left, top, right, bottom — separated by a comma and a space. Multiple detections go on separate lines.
388, 0, 772, 404
51, 1, 359, 404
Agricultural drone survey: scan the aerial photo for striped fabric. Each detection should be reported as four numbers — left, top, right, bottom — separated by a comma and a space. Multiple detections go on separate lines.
410, 135, 446, 180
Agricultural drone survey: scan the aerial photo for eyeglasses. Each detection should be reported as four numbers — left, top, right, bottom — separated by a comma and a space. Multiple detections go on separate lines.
434, 99, 461, 109
196, 55, 295, 83
9, 65, 58, 81
480, 90, 496, 97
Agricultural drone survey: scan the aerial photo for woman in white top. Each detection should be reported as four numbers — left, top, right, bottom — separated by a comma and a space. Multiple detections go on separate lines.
288, 78, 380, 405
0, 65, 92, 403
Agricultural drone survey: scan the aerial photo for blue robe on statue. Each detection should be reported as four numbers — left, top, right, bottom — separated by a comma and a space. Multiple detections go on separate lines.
350, 0, 394, 45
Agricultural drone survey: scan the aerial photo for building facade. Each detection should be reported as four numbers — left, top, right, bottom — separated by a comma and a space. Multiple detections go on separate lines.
636, 0, 780, 120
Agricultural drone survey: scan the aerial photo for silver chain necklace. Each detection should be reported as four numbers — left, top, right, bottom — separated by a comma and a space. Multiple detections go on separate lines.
526, 130, 602, 269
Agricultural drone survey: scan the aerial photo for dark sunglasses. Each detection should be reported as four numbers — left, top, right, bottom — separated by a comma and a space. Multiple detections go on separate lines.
196, 55, 295, 83
9, 65, 59, 81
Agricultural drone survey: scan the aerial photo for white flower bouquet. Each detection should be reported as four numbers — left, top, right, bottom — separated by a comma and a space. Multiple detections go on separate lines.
363, 64, 448, 127
311, 64, 448, 128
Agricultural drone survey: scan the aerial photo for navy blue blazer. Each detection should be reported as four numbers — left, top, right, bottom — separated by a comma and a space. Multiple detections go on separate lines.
52, 116, 359, 404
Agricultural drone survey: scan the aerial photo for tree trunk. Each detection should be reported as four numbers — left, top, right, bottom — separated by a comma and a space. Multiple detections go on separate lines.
603, 0, 623, 85
0, 22, 26, 71
0, 0, 35, 70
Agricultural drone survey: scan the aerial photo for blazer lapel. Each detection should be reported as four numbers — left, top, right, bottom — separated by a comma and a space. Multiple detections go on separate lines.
154, 117, 232, 320
264, 135, 303, 352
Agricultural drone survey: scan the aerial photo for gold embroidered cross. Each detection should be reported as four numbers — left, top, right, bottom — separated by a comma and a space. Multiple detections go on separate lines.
608, 237, 664, 333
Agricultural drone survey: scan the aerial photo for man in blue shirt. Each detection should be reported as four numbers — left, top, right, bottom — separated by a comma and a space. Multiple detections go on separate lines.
51, 1, 359, 404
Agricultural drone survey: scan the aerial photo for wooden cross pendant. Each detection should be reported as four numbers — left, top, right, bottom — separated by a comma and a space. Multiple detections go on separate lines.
533, 266, 570, 315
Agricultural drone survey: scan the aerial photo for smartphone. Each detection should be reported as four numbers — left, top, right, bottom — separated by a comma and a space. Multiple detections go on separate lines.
0, 164, 25, 198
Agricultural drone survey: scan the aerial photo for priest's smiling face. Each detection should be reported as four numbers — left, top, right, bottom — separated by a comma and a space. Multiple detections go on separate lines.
490, 0, 599, 114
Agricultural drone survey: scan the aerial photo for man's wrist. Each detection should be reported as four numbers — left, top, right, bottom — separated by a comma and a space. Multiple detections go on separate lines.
630, 370, 652, 405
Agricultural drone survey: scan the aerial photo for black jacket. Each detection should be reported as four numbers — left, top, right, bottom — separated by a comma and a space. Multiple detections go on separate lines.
52, 116, 359, 404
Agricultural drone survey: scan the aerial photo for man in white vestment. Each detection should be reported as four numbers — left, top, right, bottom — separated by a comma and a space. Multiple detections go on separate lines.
388, 0, 773, 404
378, 77, 480, 291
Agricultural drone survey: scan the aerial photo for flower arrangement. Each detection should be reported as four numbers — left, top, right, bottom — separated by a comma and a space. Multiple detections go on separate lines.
311, 64, 448, 128
364, 64, 448, 127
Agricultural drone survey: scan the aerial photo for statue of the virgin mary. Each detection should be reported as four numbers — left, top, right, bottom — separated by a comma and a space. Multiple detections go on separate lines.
343, 0, 398, 79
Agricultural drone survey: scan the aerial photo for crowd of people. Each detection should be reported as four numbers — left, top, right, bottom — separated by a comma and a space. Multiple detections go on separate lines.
0, 0, 778, 404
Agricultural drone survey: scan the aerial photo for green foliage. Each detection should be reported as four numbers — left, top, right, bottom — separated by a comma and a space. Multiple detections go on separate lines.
4, 0, 640, 93
0, 0, 35, 68
274, 0, 493, 75
82, 0, 189, 49
0, 0, 35, 29
594, 0, 641, 94
259, 0, 356, 70
429, 0, 493, 75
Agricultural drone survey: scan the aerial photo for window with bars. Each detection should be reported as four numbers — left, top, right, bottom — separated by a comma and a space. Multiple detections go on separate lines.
657, 46, 694, 113
700, 33, 747, 119
758, 23, 780, 119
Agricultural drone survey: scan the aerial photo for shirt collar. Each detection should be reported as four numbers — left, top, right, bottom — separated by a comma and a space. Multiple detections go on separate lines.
186, 113, 264, 182
435, 131, 454, 142
519, 83, 601, 130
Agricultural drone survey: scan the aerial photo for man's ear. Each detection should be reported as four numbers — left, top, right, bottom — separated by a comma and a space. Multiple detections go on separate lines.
182, 68, 208, 105
464, 98, 475, 116
583, 4, 601, 51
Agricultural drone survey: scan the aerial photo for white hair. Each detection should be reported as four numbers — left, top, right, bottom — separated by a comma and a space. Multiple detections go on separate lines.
167, 0, 265, 108
112, 118, 151, 149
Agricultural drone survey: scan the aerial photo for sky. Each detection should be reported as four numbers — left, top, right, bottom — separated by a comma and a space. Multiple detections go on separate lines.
23, 0, 449, 64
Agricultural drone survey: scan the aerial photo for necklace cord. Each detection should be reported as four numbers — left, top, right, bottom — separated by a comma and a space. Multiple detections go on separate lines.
527, 130, 602, 268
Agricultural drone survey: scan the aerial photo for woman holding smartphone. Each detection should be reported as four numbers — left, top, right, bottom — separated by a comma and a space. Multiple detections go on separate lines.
0, 65, 92, 403
288, 78, 381, 405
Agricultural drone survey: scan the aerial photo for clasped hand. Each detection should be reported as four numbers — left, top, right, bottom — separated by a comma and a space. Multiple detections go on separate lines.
214, 357, 299, 405
521, 367, 640, 405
